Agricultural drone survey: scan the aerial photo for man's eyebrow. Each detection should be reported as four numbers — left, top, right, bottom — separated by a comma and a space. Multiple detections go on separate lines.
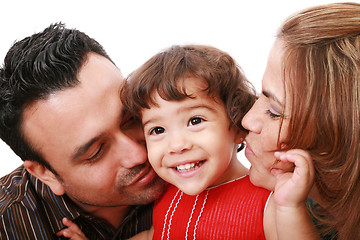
71, 134, 104, 161
262, 90, 283, 106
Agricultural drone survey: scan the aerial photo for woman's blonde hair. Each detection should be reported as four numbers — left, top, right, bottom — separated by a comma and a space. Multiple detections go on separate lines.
278, 3, 360, 239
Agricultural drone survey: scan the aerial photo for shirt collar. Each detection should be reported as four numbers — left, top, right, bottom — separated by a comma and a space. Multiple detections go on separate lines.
27, 171, 81, 233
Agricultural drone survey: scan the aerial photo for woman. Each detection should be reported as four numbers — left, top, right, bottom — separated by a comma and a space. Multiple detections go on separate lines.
242, 2, 360, 240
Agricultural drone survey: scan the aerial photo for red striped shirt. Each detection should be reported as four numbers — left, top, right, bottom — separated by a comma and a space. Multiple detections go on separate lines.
153, 175, 271, 240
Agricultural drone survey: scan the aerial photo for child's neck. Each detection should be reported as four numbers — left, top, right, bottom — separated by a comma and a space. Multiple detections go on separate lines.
210, 159, 249, 188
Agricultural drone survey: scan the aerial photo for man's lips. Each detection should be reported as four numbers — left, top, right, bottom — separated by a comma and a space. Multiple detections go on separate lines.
131, 164, 157, 186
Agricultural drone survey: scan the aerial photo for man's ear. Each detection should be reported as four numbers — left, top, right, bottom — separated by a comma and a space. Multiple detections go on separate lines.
24, 160, 65, 196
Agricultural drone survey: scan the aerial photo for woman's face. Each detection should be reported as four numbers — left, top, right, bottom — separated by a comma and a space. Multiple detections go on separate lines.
241, 39, 291, 191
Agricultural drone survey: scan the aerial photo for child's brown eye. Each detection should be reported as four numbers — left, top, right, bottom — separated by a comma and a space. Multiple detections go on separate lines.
150, 127, 165, 135
189, 117, 204, 126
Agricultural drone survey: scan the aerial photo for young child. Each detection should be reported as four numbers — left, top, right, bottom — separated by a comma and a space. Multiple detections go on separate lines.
58, 45, 318, 239
123, 44, 271, 239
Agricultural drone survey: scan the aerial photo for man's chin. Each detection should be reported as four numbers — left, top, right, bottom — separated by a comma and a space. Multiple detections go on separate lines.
140, 176, 166, 204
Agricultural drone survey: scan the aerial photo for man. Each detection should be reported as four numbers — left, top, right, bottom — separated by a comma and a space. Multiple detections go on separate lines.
0, 23, 165, 239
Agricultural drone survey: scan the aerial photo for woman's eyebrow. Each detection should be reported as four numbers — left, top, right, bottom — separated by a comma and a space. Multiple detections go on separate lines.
262, 90, 284, 106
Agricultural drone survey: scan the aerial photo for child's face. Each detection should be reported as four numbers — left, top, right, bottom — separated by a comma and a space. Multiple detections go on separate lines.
141, 77, 244, 195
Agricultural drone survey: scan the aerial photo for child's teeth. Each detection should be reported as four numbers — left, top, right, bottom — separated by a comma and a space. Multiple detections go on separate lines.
176, 162, 197, 172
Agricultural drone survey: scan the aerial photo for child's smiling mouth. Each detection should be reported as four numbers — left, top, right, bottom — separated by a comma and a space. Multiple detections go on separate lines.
175, 160, 205, 173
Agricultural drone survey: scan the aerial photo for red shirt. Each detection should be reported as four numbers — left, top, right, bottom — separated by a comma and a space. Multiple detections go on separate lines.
153, 175, 271, 240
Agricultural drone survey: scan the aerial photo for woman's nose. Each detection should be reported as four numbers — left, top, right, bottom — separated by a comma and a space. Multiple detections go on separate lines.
242, 100, 263, 134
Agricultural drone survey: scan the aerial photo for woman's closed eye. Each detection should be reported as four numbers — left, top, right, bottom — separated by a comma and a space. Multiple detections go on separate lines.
266, 109, 281, 119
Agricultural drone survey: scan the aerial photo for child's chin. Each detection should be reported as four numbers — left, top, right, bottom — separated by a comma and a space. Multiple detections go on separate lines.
179, 185, 204, 196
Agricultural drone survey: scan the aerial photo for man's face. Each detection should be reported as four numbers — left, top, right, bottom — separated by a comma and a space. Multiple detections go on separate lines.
22, 53, 164, 210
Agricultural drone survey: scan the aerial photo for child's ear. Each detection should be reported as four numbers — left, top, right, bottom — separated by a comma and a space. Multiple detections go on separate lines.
235, 128, 247, 144
24, 160, 65, 196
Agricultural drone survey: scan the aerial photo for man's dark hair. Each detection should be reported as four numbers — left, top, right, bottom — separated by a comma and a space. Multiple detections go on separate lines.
0, 22, 112, 171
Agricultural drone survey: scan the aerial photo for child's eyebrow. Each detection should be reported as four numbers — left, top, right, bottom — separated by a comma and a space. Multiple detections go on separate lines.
142, 103, 217, 127
184, 104, 217, 112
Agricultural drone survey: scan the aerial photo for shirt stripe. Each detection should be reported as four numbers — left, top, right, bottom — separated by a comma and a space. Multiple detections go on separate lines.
0, 165, 153, 239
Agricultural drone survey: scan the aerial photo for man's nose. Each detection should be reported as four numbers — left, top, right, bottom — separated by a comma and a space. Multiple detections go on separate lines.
114, 132, 148, 169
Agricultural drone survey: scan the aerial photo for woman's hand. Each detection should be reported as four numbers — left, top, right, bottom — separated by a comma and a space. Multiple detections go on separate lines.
272, 149, 315, 207
270, 149, 321, 240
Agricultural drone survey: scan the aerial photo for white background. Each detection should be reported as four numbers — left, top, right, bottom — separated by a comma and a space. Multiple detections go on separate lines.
0, 0, 349, 177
